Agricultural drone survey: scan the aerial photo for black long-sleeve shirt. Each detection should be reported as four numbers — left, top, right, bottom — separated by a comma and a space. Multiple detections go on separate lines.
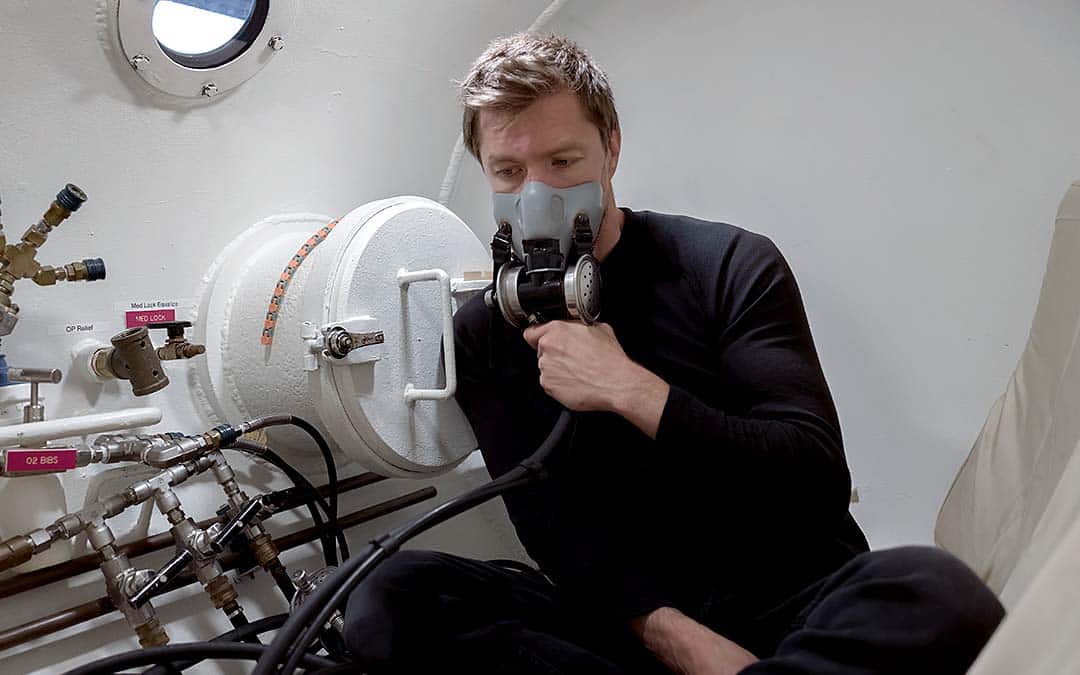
453, 208, 868, 624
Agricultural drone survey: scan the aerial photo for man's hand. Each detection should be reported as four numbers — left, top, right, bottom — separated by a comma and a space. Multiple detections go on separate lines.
630, 607, 759, 675
522, 321, 669, 438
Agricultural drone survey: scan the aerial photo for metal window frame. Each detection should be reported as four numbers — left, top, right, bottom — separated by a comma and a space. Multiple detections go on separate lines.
114, 0, 295, 99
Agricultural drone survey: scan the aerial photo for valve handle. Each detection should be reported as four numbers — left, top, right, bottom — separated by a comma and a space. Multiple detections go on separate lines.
147, 320, 193, 339
7, 367, 62, 384
210, 496, 271, 554
129, 548, 194, 608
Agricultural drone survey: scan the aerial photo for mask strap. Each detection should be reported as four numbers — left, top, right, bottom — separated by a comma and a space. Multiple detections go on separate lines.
488, 221, 514, 368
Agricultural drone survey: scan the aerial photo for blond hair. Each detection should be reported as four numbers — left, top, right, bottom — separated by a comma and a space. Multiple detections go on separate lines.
459, 33, 619, 163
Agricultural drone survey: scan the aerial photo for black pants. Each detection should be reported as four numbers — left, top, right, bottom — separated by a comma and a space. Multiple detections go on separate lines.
343, 546, 1004, 674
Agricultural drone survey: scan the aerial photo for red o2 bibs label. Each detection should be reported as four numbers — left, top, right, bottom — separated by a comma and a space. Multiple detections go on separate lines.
3, 448, 77, 474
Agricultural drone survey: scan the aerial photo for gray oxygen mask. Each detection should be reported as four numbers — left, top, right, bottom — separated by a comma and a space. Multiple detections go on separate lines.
484, 181, 605, 328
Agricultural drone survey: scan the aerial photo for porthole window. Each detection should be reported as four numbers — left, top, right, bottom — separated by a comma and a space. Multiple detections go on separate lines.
152, 0, 269, 70
113, 0, 295, 100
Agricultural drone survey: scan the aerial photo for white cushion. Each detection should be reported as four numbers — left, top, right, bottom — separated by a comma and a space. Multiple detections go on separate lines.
936, 181, 1080, 673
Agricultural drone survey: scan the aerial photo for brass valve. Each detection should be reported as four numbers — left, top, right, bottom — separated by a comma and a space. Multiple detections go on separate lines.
0, 184, 107, 339
148, 321, 207, 361
92, 322, 206, 397
33, 258, 106, 286
93, 327, 169, 396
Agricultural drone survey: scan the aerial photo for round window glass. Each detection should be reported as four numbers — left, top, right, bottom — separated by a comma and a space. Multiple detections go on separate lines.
152, 0, 269, 69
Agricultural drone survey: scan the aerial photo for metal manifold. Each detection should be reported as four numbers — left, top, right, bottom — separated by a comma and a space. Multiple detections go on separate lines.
0, 184, 106, 342
0, 414, 436, 655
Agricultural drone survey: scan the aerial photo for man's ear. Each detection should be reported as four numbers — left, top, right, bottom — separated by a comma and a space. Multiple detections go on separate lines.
606, 127, 622, 179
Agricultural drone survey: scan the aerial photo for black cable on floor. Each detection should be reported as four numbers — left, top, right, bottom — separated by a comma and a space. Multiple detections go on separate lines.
141, 614, 290, 675
61, 642, 338, 675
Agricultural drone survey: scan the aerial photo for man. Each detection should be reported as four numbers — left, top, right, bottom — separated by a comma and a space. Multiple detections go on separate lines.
345, 33, 1003, 674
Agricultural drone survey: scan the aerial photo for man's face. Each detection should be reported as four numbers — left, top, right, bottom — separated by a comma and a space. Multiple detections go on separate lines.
477, 89, 619, 197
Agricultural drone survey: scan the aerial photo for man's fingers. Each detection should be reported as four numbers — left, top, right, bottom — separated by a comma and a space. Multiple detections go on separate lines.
522, 321, 564, 350
523, 322, 551, 350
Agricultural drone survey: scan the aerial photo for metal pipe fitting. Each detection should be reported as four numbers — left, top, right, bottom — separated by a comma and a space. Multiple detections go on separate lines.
93, 327, 169, 396
125, 456, 213, 503
134, 617, 169, 648
142, 434, 209, 468
0, 456, 214, 572
0, 535, 34, 572
33, 184, 86, 234
210, 453, 239, 495
19, 184, 85, 247
147, 321, 205, 361
154, 488, 183, 524
87, 432, 210, 469
290, 568, 345, 634
209, 452, 250, 512
89, 324, 206, 397
205, 574, 239, 612
156, 340, 206, 360
32, 258, 106, 286
87, 520, 169, 648
84, 519, 115, 552
158, 493, 222, 582
249, 532, 282, 570
0, 486, 437, 652
50, 492, 132, 541
237, 414, 293, 435
0, 303, 16, 338
143, 490, 243, 621
86, 433, 176, 465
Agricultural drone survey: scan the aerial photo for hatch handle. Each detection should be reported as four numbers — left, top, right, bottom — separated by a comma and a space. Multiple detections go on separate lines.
397, 267, 456, 404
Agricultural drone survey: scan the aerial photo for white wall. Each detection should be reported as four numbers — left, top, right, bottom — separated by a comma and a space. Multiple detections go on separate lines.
2, 0, 1080, 671
449, 0, 1080, 550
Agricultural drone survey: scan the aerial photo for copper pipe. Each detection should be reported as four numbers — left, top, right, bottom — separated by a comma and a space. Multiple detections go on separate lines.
0, 471, 385, 600
0, 597, 115, 652
0, 486, 434, 653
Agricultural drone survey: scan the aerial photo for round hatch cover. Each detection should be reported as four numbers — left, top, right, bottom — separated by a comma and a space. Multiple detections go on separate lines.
195, 198, 490, 477
319, 199, 489, 474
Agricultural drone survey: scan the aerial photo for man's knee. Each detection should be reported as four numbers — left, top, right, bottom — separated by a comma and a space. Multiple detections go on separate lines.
851, 546, 1005, 648
343, 549, 448, 665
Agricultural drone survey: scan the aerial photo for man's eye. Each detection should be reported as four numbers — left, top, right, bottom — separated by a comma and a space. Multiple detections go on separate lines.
496, 167, 519, 178
552, 159, 570, 168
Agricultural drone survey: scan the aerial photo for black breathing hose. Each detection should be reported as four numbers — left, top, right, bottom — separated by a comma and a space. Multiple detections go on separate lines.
305, 665, 359, 675
60, 643, 337, 675
268, 562, 298, 602
227, 441, 337, 566
228, 439, 346, 567
234, 416, 348, 560
253, 408, 575, 675
286, 416, 348, 560
140, 614, 290, 675
229, 611, 250, 628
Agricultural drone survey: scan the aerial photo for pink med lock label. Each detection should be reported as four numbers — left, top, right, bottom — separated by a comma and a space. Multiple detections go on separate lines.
4, 448, 78, 474
126, 308, 176, 328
